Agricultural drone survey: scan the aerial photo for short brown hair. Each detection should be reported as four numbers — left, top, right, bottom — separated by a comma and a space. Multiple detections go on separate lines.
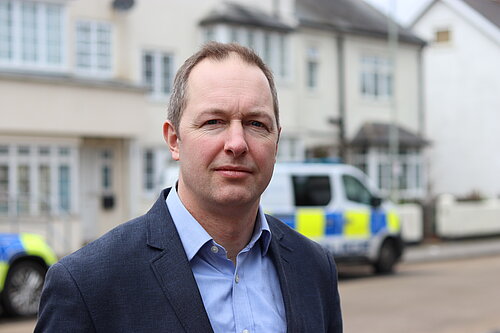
167, 42, 280, 133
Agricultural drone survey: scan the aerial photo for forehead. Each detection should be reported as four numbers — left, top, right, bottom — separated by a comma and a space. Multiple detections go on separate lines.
184, 54, 273, 112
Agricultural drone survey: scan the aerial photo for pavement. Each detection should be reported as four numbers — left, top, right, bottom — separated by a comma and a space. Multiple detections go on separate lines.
403, 236, 500, 263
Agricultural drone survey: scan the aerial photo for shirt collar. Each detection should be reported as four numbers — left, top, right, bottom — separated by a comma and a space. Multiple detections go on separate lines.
165, 185, 272, 261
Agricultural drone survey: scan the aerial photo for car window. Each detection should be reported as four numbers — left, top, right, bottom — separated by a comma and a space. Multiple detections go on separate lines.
292, 175, 332, 206
342, 174, 372, 205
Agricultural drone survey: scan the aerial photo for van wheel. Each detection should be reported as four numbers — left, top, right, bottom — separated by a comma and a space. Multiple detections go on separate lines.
2, 261, 46, 317
374, 240, 397, 274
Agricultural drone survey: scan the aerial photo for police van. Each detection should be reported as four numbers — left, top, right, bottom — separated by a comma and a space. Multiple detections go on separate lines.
163, 162, 403, 274
260, 162, 404, 274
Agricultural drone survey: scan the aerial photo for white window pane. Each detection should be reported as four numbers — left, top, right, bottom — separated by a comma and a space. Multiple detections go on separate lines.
0, 165, 8, 214
143, 53, 153, 89
21, 2, 38, 62
76, 21, 112, 73
46, 4, 62, 64
162, 55, 172, 94
143, 150, 154, 190
0, 1, 13, 60
76, 23, 91, 68
143, 51, 174, 97
59, 165, 70, 212
39, 165, 50, 213
17, 165, 30, 214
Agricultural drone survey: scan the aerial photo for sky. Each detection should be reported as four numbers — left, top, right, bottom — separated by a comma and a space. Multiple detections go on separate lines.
362, 0, 433, 26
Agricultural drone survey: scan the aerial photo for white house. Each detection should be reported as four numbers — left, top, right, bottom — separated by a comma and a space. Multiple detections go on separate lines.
411, 0, 500, 199
0, 0, 425, 253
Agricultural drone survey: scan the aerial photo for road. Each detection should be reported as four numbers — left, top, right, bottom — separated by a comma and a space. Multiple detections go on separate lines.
1, 255, 500, 333
340, 255, 500, 333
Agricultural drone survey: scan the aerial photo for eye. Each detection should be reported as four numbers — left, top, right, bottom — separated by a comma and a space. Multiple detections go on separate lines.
205, 119, 221, 125
249, 120, 265, 128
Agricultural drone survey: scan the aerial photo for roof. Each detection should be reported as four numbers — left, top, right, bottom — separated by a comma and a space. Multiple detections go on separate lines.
462, 0, 500, 30
295, 0, 426, 45
350, 122, 429, 148
199, 2, 294, 32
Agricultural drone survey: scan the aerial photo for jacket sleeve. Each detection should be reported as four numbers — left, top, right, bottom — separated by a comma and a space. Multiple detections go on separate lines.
327, 252, 343, 333
35, 262, 96, 333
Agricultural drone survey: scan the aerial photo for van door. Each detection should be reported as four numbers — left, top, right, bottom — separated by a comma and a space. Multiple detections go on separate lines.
290, 174, 333, 240
341, 174, 373, 238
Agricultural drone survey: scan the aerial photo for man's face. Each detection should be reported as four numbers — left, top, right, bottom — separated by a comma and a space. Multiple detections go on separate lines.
165, 54, 280, 212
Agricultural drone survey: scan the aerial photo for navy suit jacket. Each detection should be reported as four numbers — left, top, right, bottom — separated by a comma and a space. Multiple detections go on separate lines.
36, 188, 342, 332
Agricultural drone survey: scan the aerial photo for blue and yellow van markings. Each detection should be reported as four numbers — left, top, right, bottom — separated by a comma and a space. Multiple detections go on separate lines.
274, 209, 400, 239
0, 233, 57, 291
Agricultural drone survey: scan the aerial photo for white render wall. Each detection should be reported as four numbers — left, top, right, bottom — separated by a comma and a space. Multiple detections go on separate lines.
343, 35, 423, 139
413, 1, 500, 198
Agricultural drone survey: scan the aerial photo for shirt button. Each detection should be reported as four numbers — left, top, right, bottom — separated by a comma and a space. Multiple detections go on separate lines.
210, 245, 219, 254
242, 330, 250, 333
235, 274, 240, 283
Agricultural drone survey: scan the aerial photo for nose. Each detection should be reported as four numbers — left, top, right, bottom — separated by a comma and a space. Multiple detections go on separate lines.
224, 122, 248, 157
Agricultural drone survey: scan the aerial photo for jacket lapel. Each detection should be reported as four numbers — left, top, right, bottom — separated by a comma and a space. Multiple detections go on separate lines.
146, 189, 214, 333
268, 218, 304, 333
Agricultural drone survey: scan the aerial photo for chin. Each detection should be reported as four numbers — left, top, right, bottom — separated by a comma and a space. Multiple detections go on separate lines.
215, 190, 256, 207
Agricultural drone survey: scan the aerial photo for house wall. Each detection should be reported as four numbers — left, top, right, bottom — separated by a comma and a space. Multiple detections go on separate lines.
0, 0, 425, 251
343, 35, 422, 139
285, 28, 340, 150
412, 1, 500, 198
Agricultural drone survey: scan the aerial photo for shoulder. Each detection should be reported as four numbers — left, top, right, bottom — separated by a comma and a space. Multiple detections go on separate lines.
266, 214, 334, 272
266, 214, 328, 255
55, 214, 153, 288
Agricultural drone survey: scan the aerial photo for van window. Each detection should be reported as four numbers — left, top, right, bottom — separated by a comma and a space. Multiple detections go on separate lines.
292, 175, 331, 206
342, 175, 372, 205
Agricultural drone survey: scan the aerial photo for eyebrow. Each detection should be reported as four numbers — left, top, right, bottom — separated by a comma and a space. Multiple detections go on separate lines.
195, 109, 276, 128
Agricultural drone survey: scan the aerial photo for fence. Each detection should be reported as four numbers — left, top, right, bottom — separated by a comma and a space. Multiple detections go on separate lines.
436, 195, 500, 238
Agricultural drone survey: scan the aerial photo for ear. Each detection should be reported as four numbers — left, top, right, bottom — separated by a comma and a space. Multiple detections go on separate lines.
163, 121, 180, 161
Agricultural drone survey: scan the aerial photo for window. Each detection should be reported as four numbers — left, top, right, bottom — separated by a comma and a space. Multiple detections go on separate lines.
59, 165, 70, 212
143, 149, 154, 191
435, 29, 451, 43
360, 56, 393, 99
352, 147, 424, 200
39, 165, 50, 213
306, 47, 319, 89
0, 165, 8, 213
0, 143, 76, 216
292, 175, 332, 206
230, 27, 239, 43
204, 27, 215, 42
100, 149, 113, 193
0, 1, 64, 69
142, 51, 174, 98
17, 165, 30, 213
202, 25, 289, 80
76, 21, 112, 75
342, 175, 372, 205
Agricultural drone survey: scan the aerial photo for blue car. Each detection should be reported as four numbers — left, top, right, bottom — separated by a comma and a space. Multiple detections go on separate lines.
0, 233, 57, 316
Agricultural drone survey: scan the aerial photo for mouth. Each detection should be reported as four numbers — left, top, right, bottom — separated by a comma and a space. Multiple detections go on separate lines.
214, 165, 253, 178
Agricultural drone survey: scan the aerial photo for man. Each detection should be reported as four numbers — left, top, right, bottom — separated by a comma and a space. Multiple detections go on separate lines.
36, 42, 342, 332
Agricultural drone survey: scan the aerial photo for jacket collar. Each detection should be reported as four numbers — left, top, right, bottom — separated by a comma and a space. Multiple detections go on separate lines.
146, 188, 214, 333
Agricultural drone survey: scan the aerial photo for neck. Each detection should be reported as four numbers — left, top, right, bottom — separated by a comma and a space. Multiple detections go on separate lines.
177, 190, 259, 264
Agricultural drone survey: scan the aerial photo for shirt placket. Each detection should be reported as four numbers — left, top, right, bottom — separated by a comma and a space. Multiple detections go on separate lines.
232, 251, 254, 333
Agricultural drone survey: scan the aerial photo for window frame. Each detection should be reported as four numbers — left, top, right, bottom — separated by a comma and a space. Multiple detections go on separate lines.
360, 55, 393, 100
75, 19, 113, 77
142, 50, 175, 99
0, 142, 78, 217
0, 0, 66, 71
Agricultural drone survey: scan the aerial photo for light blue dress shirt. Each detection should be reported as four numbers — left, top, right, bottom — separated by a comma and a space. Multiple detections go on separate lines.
166, 187, 286, 333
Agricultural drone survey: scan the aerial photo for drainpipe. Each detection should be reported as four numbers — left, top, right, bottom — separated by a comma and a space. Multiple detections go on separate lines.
336, 34, 347, 162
